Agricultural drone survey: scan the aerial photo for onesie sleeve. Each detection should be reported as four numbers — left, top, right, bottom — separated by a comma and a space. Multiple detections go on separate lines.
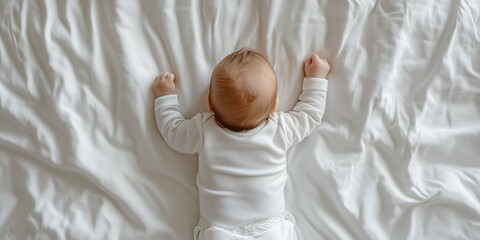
154, 94, 206, 154
276, 77, 328, 149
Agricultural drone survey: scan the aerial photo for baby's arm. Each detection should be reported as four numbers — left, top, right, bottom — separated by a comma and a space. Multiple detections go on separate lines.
277, 54, 330, 148
153, 73, 204, 154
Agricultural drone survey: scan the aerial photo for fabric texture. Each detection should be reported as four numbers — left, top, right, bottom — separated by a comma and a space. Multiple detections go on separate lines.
1, 1, 479, 239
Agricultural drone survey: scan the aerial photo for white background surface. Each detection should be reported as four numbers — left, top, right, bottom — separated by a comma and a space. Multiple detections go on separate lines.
1, 0, 479, 239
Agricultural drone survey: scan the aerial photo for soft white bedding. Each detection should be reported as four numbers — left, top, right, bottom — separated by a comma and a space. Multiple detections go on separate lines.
1, 0, 479, 239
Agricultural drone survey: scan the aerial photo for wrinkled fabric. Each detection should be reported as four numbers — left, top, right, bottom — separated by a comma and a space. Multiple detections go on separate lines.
0, 0, 479, 239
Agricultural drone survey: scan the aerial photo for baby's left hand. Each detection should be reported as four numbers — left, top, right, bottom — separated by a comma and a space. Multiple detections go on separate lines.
304, 54, 330, 79
153, 72, 176, 97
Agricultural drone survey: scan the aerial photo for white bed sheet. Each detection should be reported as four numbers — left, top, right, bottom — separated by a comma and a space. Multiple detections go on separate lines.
1, 0, 480, 239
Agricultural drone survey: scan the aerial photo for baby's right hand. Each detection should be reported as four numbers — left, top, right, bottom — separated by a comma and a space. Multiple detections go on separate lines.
304, 54, 331, 79
153, 72, 176, 97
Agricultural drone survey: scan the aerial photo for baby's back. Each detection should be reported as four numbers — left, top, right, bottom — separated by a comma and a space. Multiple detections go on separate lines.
197, 116, 288, 227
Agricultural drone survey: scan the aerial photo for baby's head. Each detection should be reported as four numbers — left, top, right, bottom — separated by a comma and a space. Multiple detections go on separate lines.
208, 49, 278, 132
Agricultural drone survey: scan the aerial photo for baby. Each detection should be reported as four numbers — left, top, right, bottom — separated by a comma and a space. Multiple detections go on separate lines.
153, 49, 330, 240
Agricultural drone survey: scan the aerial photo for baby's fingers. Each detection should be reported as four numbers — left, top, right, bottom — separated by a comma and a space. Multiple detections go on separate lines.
155, 72, 175, 83
321, 58, 330, 66
165, 72, 175, 82
304, 54, 316, 65
304, 56, 312, 66
155, 73, 166, 82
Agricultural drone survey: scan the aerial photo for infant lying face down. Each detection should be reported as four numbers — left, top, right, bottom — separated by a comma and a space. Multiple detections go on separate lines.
153, 49, 330, 240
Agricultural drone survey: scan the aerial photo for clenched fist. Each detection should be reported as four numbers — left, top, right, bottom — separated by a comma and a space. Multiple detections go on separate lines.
304, 54, 331, 79
153, 72, 176, 97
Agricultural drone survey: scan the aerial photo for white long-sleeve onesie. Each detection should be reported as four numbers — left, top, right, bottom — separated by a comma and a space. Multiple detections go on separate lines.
154, 77, 328, 228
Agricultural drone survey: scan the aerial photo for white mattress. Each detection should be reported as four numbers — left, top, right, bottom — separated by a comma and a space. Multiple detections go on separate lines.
1, 1, 480, 239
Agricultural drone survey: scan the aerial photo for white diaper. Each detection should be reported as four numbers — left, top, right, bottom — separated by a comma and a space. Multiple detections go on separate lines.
193, 212, 297, 240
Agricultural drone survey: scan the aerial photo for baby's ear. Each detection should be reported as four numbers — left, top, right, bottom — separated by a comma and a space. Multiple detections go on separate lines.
271, 96, 278, 113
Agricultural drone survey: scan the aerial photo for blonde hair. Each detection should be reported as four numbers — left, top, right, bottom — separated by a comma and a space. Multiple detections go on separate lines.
209, 49, 277, 132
